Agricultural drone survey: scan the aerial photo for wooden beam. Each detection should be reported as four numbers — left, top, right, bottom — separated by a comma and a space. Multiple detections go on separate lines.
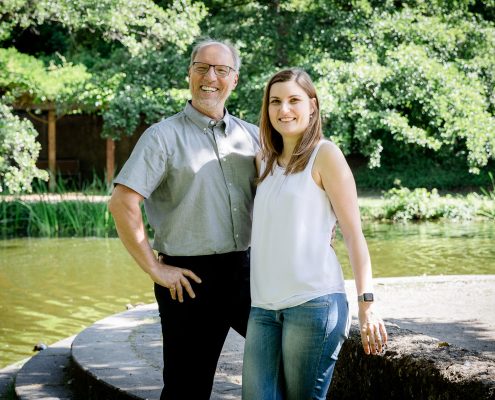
12, 101, 56, 111
106, 138, 115, 187
48, 109, 56, 192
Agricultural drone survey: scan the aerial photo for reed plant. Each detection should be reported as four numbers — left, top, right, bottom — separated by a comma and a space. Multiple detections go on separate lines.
31, 171, 111, 195
476, 172, 495, 219
23, 200, 117, 237
0, 200, 29, 237
1, 173, 493, 238
0, 199, 151, 238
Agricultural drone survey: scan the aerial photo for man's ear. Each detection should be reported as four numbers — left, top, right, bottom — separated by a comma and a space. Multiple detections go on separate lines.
232, 73, 239, 89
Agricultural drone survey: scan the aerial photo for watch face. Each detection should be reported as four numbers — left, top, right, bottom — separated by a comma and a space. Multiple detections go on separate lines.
363, 293, 374, 302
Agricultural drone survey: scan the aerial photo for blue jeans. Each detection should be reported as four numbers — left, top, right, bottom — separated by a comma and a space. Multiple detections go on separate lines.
242, 293, 349, 400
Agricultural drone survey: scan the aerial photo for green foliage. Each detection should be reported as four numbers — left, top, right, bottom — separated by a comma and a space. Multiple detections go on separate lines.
476, 172, 495, 218
0, 0, 206, 136
1, 0, 494, 189
0, 47, 91, 109
89, 47, 192, 138
31, 171, 111, 195
376, 186, 491, 221
0, 0, 206, 55
0, 198, 152, 237
382, 187, 446, 220
0, 103, 48, 193
353, 153, 494, 190
203, 0, 495, 174
480, 172, 495, 200
315, 11, 495, 173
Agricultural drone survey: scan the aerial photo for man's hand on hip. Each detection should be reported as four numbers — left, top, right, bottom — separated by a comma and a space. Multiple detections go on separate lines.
151, 255, 202, 302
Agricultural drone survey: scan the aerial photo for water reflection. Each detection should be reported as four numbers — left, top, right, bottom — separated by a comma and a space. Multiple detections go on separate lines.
0, 238, 155, 368
0, 221, 494, 368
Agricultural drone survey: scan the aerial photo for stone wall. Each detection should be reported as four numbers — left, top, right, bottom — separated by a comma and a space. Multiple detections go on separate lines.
329, 324, 494, 399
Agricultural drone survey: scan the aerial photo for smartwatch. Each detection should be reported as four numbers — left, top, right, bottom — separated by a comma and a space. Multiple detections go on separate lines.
357, 293, 374, 303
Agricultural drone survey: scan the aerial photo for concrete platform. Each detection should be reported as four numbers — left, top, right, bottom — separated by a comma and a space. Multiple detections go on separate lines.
15, 336, 75, 400
4, 275, 495, 399
70, 275, 494, 400
71, 305, 244, 399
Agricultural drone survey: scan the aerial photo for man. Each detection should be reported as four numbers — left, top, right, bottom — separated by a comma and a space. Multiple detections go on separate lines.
108, 39, 259, 399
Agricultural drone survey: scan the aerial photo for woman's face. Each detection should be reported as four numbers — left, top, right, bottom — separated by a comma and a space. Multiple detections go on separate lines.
268, 80, 316, 140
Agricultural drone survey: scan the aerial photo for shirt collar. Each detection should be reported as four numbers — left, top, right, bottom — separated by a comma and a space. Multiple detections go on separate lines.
184, 101, 231, 135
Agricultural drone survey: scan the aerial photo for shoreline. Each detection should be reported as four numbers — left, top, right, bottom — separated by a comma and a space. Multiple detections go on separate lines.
2, 274, 493, 372
2, 274, 493, 400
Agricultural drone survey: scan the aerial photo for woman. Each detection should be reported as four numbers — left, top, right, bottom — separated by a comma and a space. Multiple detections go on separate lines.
242, 69, 387, 400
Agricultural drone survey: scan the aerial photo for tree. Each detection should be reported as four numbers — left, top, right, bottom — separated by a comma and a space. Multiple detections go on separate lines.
0, 103, 48, 193
0, 0, 206, 192
200, 0, 495, 174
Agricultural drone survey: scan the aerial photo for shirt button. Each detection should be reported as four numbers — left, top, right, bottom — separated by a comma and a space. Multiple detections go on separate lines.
234, 208, 237, 212
228, 182, 232, 186
235, 234, 239, 238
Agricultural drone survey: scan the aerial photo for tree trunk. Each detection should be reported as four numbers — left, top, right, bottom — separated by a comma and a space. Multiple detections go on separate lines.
106, 138, 115, 187
48, 109, 56, 192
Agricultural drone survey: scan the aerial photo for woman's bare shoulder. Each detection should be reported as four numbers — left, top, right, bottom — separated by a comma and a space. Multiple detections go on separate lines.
316, 140, 346, 168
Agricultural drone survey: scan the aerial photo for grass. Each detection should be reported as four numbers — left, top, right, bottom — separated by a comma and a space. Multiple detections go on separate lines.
1, 189, 493, 238
1, 171, 493, 238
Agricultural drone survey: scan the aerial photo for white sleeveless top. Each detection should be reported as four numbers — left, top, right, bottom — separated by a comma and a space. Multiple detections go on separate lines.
250, 140, 345, 310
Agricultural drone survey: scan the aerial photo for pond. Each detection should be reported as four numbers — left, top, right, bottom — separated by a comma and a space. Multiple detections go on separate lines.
1, 221, 494, 369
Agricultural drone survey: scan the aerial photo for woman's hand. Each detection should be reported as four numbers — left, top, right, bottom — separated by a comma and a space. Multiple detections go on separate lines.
358, 303, 388, 355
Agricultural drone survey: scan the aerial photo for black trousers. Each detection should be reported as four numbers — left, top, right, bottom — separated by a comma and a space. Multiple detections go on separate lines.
154, 250, 251, 400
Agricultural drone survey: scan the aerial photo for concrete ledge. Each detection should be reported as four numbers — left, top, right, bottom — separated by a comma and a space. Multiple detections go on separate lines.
329, 323, 495, 399
14, 336, 75, 400
71, 304, 243, 400
0, 359, 27, 399
4, 275, 493, 399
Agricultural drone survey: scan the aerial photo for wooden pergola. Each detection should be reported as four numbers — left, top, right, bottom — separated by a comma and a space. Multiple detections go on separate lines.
13, 101, 115, 191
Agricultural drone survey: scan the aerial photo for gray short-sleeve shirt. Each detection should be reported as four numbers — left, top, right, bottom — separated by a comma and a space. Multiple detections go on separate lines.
114, 102, 260, 256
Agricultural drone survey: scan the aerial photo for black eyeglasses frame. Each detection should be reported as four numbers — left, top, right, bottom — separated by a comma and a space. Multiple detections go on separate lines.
191, 62, 236, 77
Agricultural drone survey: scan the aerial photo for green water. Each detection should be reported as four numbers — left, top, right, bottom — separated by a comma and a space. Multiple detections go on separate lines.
1, 221, 494, 368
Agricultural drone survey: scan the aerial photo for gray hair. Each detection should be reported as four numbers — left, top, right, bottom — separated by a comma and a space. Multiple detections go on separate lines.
189, 38, 241, 71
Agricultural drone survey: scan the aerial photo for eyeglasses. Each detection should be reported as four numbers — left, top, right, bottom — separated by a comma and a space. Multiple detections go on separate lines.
191, 62, 236, 78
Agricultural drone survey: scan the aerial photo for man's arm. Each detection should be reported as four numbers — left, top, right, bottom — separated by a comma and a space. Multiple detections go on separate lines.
108, 184, 201, 302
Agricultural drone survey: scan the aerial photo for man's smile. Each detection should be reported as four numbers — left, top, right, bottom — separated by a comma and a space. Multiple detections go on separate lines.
200, 85, 218, 92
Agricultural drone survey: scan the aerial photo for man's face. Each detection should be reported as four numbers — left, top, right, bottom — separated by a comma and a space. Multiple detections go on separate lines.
189, 44, 238, 119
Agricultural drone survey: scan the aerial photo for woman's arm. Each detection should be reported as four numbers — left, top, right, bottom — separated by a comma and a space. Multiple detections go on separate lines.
313, 142, 387, 355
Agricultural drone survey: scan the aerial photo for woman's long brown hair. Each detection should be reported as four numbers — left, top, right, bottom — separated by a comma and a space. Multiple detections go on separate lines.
258, 68, 323, 183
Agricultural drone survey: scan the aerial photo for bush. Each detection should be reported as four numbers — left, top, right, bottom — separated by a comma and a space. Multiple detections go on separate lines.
382, 187, 445, 221
0, 103, 48, 193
